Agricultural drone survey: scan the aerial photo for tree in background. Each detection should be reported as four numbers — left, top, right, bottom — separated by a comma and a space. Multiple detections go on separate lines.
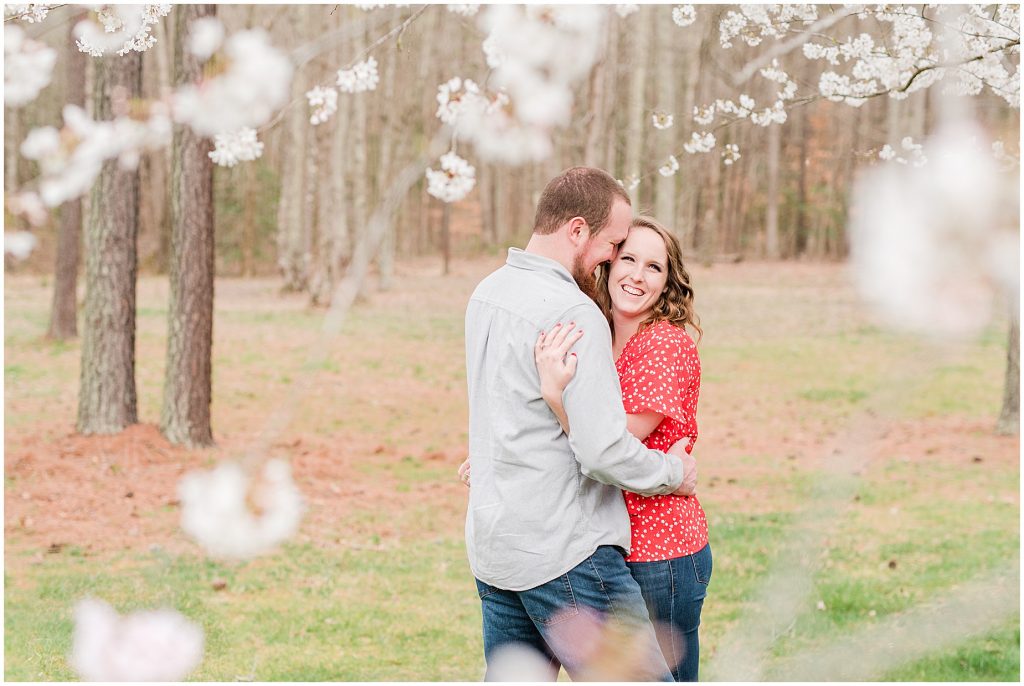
46, 11, 87, 341
76, 48, 142, 435
161, 4, 217, 448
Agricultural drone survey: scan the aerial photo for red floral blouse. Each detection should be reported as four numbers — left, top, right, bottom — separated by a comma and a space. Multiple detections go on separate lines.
617, 320, 708, 562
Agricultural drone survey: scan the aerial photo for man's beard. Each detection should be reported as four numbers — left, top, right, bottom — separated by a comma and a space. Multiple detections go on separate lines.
571, 251, 598, 301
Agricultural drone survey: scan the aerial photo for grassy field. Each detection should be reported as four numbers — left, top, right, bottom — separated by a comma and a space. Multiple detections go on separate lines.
4, 258, 1019, 680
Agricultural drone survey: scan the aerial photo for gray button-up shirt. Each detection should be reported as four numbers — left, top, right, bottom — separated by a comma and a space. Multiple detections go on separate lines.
465, 248, 684, 591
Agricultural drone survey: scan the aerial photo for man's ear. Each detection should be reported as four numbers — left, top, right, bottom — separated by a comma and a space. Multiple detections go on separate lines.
566, 216, 589, 247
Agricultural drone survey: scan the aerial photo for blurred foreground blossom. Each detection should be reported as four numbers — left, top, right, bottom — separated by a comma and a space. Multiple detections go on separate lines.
426, 151, 476, 203
71, 598, 203, 681
74, 4, 172, 57
6, 191, 48, 227
208, 127, 264, 167
174, 29, 292, 136
187, 16, 225, 60
4, 24, 57, 107
4, 231, 39, 260
487, 643, 558, 680
24, 104, 171, 207
179, 458, 304, 559
448, 4, 480, 17
463, 4, 604, 164
849, 121, 1019, 339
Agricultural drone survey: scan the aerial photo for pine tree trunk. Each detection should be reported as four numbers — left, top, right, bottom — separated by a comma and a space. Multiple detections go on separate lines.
996, 316, 1019, 435
77, 51, 142, 435
47, 15, 87, 340
161, 4, 216, 448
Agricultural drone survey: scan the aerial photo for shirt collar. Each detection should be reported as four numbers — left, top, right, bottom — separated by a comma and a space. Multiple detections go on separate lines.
506, 247, 575, 285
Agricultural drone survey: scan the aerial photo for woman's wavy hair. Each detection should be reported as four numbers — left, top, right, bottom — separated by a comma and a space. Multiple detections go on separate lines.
594, 215, 702, 342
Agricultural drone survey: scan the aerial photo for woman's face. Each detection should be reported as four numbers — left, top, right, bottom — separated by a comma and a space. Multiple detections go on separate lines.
606, 226, 668, 320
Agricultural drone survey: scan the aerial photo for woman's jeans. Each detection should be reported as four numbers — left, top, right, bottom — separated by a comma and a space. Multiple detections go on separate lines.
628, 543, 713, 682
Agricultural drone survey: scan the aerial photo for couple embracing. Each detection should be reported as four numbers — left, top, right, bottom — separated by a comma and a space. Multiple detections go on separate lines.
461, 166, 712, 681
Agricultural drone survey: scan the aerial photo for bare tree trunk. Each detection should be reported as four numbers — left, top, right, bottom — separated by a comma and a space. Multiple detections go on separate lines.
441, 202, 451, 276
77, 51, 142, 435
276, 7, 310, 291
161, 4, 216, 448
623, 7, 650, 205
765, 121, 781, 259
584, 16, 611, 167
654, 7, 677, 227
996, 315, 1020, 435
151, 13, 174, 273
47, 14, 88, 340
376, 6, 400, 291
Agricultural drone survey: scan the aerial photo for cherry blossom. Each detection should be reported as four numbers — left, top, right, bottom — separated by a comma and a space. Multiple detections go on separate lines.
71, 599, 204, 682
651, 111, 674, 130
306, 86, 339, 125
74, 4, 172, 57
426, 151, 476, 203
209, 128, 264, 167
4, 231, 39, 260
4, 4, 52, 23
722, 143, 741, 165
179, 458, 304, 559
447, 4, 480, 17
173, 29, 293, 136
683, 131, 716, 154
4, 25, 57, 107
672, 5, 696, 28
337, 57, 379, 93
658, 155, 680, 177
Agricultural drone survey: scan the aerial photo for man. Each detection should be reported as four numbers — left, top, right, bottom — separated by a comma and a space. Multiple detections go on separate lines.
464, 166, 697, 680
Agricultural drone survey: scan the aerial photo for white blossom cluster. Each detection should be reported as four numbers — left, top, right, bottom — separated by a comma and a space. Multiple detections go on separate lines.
336, 57, 379, 93
759, 59, 799, 101
71, 599, 204, 682
306, 85, 339, 125
174, 29, 293, 136
801, 5, 1020, 107
21, 104, 171, 207
615, 4, 639, 19
719, 4, 818, 48
850, 121, 1018, 339
435, 77, 483, 125
460, 5, 606, 164
4, 3, 52, 23
74, 4, 172, 57
651, 111, 674, 129
187, 16, 225, 61
722, 143, 741, 165
448, 4, 480, 17
658, 155, 680, 177
179, 458, 304, 559
426, 151, 477, 203
877, 136, 927, 167
672, 5, 696, 28
4, 231, 39, 260
618, 174, 640, 191
208, 128, 264, 167
683, 131, 716, 154
5, 191, 48, 227
693, 104, 715, 126
4, 25, 56, 107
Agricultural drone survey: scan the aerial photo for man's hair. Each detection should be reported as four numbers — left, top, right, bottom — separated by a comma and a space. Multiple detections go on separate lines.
532, 166, 631, 236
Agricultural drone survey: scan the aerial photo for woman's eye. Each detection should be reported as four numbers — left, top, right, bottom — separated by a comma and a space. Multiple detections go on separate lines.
649, 264, 662, 272
621, 255, 634, 263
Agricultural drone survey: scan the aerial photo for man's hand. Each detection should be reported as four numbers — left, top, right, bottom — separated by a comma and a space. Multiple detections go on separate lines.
458, 458, 471, 487
667, 440, 696, 496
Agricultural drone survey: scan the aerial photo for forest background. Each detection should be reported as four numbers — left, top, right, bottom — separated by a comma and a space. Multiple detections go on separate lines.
3, 2, 1021, 681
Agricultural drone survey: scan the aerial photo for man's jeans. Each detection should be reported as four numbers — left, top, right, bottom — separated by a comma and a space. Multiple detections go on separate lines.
629, 543, 713, 682
475, 545, 673, 681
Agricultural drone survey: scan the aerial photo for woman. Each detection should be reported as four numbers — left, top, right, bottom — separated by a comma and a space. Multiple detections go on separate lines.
535, 215, 710, 682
